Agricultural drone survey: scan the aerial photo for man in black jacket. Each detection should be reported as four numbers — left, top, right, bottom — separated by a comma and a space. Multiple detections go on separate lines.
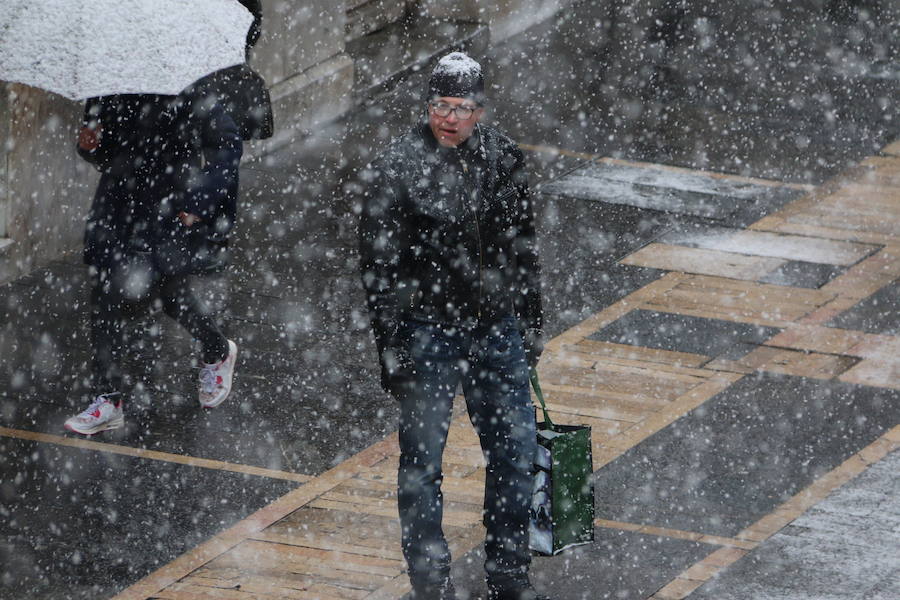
359, 52, 547, 600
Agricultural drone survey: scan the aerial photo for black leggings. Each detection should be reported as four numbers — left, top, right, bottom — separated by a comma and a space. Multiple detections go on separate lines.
90, 267, 228, 394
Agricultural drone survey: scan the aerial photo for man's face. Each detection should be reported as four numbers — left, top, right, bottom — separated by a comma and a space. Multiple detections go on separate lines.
428, 96, 484, 148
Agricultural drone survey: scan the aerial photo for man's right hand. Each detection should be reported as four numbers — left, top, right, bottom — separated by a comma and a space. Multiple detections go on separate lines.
380, 346, 415, 398
523, 327, 544, 368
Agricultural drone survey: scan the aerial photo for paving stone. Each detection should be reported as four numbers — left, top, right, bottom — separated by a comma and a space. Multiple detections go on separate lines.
0, 279, 90, 342
622, 243, 788, 281
784, 508, 900, 549
0, 338, 392, 476
826, 279, 900, 335
230, 169, 347, 250
759, 260, 847, 289
657, 225, 878, 266
593, 374, 899, 538
6, 261, 91, 296
446, 528, 713, 600
860, 568, 900, 600
588, 309, 780, 360
539, 162, 804, 223
0, 437, 298, 600
537, 192, 672, 337
796, 485, 895, 521
705, 345, 859, 379
849, 452, 900, 499
690, 535, 891, 600
0, 397, 75, 432
689, 451, 900, 600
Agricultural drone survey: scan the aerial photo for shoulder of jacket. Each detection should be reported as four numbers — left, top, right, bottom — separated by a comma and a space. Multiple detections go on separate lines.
480, 125, 523, 159
372, 128, 423, 170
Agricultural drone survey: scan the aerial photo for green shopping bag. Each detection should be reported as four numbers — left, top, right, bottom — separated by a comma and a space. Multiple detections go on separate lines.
528, 369, 595, 555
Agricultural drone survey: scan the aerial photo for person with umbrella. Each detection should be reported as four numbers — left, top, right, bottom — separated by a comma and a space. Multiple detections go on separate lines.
63, 0, 271, 435
358, 52, 548, 600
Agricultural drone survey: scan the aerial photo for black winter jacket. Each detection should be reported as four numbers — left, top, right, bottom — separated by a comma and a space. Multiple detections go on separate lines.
78, 93, 243, 272
359, 122, 543, 390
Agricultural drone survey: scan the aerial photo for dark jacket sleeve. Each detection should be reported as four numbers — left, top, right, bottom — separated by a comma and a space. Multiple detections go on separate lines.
505, 144, 544, 367
508, 146, 543, 335
358, 157, 414, 389
181, 104, 243, 237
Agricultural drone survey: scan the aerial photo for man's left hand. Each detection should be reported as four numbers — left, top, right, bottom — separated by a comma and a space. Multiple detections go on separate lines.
523, 328, 544, 368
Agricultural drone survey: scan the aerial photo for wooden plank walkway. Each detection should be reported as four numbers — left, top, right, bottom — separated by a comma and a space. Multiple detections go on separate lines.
114, 143, 900, 600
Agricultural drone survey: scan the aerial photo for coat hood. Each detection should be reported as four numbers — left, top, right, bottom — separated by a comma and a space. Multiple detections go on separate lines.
186, 64, 273, 140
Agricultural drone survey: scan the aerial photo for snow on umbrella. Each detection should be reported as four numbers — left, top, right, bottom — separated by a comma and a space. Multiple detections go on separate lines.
0, 0, 253, 100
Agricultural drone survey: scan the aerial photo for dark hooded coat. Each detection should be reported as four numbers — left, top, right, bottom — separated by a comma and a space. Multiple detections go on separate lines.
359, 122, 543, 391
75, 0, 273, 274
78, 92, 243, 274
188, 64, 274, 141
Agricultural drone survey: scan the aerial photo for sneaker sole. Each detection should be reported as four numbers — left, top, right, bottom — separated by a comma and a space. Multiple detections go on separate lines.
64, 415, 124, 436
200, 340, 238, 409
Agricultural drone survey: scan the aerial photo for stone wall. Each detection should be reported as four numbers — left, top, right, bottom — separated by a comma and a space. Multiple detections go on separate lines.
346, 0, 413, 39
246, 0, 355, 154
0, 84, 97, 283
0, 87, 8, 248
419, 0, 577, 43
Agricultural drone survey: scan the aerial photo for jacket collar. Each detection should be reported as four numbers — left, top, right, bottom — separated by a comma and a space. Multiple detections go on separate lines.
419, 121, 487, 163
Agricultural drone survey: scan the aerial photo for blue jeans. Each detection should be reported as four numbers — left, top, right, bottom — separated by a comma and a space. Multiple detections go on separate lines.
396, 317, 537, 589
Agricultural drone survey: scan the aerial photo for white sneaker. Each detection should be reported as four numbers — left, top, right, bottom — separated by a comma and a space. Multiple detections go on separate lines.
199, 339, 238, 408
64, 393, 124, 435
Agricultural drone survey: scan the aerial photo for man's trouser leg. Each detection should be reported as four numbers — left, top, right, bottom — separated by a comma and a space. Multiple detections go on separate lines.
397, 321, 464, 588
463, 318, 537, 590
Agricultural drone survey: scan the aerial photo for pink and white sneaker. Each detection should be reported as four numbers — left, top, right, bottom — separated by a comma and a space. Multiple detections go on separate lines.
199, 339, 238, 408
64, 393, 124, 435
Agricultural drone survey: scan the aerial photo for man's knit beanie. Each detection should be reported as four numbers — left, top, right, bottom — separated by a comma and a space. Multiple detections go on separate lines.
427, 52, 485, 103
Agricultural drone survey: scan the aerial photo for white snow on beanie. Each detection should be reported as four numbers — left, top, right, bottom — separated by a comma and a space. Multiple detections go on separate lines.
433, 52, 482, 78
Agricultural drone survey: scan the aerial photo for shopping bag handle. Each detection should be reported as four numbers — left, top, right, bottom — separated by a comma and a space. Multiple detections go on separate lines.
529, 367, 554, 428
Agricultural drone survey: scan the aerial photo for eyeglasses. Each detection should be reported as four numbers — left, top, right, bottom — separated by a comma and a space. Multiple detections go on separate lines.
429, 102, 480, 120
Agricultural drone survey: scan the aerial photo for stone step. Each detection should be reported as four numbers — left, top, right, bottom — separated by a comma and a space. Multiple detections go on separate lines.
346, 0, 409, 40
539, 160, 805, 224
347, 16, 489, 99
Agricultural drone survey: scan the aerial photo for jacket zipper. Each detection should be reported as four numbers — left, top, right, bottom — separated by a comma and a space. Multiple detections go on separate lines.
460, 158, 483, 320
